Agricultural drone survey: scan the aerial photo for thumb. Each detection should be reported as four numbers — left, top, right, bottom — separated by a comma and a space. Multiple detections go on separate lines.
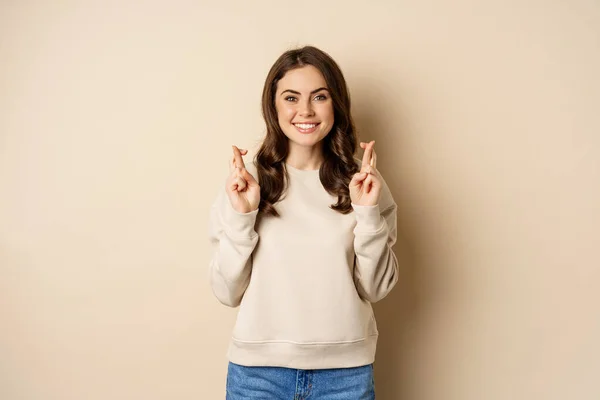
349, 172, 368, 188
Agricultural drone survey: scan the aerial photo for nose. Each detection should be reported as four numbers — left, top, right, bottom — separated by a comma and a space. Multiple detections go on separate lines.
298, 99, 315, 117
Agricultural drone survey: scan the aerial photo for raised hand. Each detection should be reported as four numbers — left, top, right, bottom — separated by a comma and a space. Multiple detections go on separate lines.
226, 145, 261, 213
349, 140, 382, 207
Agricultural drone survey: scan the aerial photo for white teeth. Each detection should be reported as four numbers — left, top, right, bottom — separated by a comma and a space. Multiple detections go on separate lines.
294, 123, 317, 129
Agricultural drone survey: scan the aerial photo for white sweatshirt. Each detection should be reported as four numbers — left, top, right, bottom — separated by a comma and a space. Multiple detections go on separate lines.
208, 160, 398, 370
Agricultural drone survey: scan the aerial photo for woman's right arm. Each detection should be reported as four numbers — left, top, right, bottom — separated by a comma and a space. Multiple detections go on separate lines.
208, 189, 259, 307
208, 146, 260, 307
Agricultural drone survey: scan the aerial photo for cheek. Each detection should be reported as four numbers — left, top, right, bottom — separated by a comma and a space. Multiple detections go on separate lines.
317, 104, 334, 124
276, 103, 296, 122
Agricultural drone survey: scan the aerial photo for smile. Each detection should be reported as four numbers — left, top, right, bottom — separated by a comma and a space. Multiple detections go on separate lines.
293, 123, 320, 133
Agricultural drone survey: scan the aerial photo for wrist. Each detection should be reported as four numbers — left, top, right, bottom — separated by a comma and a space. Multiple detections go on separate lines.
223, 201, 259, 237
351, 203, 384, 232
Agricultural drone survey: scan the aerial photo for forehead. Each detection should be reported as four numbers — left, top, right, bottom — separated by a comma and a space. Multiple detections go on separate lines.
277, 65, 328, 93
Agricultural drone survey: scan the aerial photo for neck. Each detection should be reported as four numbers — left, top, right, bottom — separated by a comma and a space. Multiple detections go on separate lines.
285, 142, 324, 171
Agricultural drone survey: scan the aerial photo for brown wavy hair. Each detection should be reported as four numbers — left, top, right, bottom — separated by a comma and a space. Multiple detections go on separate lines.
255, 46, 359, 217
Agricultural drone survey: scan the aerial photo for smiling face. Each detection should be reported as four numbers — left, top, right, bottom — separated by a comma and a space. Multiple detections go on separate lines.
275, 65, 335, 153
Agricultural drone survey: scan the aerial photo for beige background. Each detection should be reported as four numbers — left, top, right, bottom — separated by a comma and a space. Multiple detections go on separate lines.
1, 1, 599, 399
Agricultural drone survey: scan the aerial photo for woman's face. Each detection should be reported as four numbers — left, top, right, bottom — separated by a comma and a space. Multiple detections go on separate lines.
274, 65, 334, 151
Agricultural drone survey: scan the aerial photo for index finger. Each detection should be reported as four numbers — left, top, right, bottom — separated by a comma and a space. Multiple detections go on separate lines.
232, 145, 246, 169
361, 140, 375, 170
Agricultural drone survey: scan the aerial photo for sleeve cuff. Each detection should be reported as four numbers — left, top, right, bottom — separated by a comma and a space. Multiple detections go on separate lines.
351, 203, 384, 232
222, 201, 259, 238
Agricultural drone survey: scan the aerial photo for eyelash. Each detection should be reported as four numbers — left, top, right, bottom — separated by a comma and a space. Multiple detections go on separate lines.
285, 94, 328, 102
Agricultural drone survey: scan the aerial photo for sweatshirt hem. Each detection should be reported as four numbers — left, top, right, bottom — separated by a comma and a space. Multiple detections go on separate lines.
227, 334, 378, 370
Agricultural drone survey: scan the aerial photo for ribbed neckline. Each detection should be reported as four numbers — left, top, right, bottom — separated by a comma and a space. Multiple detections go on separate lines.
285, 163, 321, 175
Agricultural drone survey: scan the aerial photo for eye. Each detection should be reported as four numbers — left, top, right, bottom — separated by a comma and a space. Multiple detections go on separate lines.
314, 94, 327, 101
285, 96, 297, 102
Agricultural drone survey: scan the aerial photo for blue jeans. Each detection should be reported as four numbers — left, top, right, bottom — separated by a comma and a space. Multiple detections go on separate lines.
226, 362, 375, 399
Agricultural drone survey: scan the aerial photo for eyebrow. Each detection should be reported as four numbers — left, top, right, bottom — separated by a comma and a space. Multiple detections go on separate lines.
280, 87, 329, 96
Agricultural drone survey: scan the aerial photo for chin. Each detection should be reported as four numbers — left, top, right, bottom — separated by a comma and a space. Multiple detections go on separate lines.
293, 134, 326, 146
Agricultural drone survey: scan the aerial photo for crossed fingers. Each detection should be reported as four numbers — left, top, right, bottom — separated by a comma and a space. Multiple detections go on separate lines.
230, 145, 247, 172
360, 140, 377, 174
230, 145, 248, 191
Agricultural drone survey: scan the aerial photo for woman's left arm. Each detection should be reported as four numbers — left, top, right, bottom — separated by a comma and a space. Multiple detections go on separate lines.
350, 141, 399, 303
352, 191, 399, 303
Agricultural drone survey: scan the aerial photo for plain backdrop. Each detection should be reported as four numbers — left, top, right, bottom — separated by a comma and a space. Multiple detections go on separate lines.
1, 1, 599, 399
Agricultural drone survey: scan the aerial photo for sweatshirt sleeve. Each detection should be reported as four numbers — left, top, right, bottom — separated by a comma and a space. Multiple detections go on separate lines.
351, 174, 399, 303
208, 187, 259, 307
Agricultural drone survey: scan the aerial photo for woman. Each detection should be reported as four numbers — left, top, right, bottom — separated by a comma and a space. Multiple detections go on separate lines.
208, 45, 398, 399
